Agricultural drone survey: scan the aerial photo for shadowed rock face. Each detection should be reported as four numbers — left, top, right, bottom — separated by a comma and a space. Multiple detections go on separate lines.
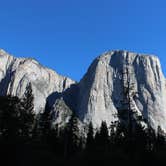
0, 49, 75, 113
0, 49, 166, 132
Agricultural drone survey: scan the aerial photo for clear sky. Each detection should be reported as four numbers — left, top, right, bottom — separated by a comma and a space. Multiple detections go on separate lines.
0, 0, 166, 81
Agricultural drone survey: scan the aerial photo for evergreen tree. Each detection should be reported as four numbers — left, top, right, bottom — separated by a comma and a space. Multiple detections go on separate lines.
94, 130, 101, 147
65, 113, 80, 157
94, 121, 109, 152
0, 96, 21, 141
20, 83, 35, 139
86, 122, 94, 152
23, 83, 34, 113
156, 126, 165, 151
39, 101, 52, 142
146, 126, 156, 152
47, 124, 59, 152
99, 121, 109, 150
34, 106, 53, 148
110, 121, 119, 148
132, 123, 147, 155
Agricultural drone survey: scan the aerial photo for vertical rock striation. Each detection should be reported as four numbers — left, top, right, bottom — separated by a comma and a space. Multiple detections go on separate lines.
77, 50, 166, 132
0, 49, 166, 132
0, 49, 75, 113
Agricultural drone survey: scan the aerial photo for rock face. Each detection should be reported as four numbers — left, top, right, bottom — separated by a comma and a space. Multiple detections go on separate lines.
0, 49, 166, 132
50, 98, 73, 127
0, 49, 75, 113
76, 50, 166, 132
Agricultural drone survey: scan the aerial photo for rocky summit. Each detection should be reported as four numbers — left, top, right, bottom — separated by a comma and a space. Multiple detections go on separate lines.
0, 49, 75, 113
76, 51, 166, 132
0, 49, 166, 132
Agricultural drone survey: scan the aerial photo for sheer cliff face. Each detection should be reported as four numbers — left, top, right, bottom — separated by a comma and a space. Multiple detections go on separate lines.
77, 51, 166, 131
0, 49, 166, 132
0, 49, 75, 113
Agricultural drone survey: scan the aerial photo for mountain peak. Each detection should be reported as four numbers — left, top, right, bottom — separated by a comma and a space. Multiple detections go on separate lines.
77, 50, 166, 132
0, 49, 10, 56
99, 50, 157, 59
0, 50, 75, 113
0, 49, 165, 132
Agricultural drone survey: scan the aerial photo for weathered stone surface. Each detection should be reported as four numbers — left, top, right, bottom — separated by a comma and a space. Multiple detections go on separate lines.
0, 49, 75, 113
1, 49, 166, 132
77, 50, 166, 132
50, 98, 73, 127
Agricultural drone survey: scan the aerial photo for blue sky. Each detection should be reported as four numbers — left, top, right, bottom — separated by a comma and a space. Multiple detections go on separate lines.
0, 0, 166, 81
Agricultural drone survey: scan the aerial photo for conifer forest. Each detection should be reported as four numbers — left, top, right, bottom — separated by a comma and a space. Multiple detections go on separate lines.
0, 83, 166, 166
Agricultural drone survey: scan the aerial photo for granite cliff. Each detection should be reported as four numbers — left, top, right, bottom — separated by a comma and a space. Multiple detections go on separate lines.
0, 49, 75, 113
0, 49, 166, 132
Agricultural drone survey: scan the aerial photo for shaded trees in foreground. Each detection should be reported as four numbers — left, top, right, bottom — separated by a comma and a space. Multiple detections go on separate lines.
0, 83, 35, 166
0, 93, 166, 166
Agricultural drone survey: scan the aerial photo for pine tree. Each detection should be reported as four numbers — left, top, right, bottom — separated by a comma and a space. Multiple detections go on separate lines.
99, 121, 109, 148
132, 123, 147, 154
122, 66, 135, 136
0, 96, 21, 141
22, 83, 34, 114
156, 126, 165, 151
86, 122, 94, 152
38, 101, 52, 142
110, 121, 118, 148
65, 113, 80, 157
0, 96, 22, 166
20, 83, 35, 139
94, 121, 109, 153
47, 124, 59, 153
94, 130, 101, 146
146, 126, 156, 152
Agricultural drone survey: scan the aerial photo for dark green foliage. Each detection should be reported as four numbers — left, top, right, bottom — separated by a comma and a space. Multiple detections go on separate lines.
133, 124, 148, 152
22, 83, 34, 114
0, 85, 35, 165
99, 121, 109, 145
86, 122, 94, 151
94, 121, 109, 153
0, 91, 34, 141
39, 110, 52, 142
155, 126, 165, 151
64, 113, 80, 157
0, 96, 21, 141
0, 94, 35, 166
20, 83, 35, 138
0, 93, 166, 166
